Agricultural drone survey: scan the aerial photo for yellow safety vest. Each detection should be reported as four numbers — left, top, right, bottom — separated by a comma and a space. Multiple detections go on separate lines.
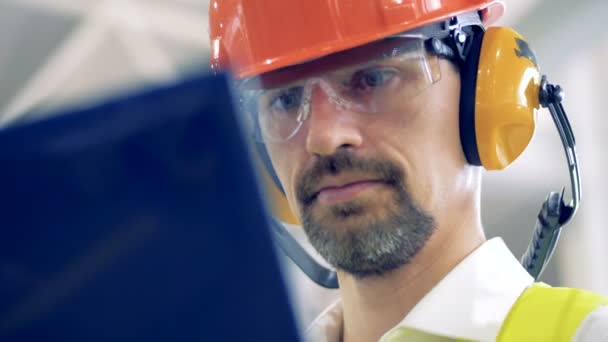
496, 282, 608, 341
384, 283, 607, 342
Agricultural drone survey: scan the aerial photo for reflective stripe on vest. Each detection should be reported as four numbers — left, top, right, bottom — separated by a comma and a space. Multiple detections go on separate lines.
497, 282, 608, 342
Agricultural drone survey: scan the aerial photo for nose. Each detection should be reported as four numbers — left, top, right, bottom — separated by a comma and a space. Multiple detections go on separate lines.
304, 85, 363, 156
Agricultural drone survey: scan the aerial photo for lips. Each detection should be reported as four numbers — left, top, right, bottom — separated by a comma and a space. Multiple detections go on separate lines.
295, 151, 403, 208
310, 177, 386, 205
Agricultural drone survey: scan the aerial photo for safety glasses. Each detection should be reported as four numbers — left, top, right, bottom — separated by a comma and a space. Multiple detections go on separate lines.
237, 36, 443, 143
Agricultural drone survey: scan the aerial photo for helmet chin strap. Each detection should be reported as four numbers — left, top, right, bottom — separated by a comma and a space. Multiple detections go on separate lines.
269, 75, 581, 288
520, 75, 581, 280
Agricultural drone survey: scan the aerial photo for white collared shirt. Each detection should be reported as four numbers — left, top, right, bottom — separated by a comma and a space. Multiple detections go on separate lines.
305, 237, 608, 341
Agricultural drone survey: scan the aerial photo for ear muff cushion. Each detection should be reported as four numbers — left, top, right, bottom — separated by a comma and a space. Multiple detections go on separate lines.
459, 29, 485, 167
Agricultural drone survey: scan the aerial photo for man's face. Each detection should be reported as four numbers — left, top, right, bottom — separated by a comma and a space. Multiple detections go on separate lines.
257, 41, 467, 277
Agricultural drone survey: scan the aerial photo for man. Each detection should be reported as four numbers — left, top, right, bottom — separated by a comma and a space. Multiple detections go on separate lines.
209, 0, 608, 341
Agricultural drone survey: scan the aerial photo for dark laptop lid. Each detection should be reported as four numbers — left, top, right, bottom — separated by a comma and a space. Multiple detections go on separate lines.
0, 73, 301, 341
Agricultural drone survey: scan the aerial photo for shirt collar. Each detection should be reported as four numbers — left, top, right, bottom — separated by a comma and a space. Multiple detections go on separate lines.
382, 237, 534, 341
306, 237, 534, 342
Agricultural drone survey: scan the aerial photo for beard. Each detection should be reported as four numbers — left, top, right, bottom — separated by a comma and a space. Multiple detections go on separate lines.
296, 150, 435, 278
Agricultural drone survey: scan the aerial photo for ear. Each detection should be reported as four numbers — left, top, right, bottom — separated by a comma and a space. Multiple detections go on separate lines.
460, 27, 542, 170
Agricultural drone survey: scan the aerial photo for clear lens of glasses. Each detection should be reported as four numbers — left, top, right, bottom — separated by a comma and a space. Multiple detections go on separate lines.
238, 37, 442, 143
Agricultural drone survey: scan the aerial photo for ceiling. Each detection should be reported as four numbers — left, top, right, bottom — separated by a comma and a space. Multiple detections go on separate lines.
0, 0, 207, 124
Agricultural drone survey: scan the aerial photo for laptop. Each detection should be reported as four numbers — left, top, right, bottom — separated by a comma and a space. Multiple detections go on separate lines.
0, 73, 301, 341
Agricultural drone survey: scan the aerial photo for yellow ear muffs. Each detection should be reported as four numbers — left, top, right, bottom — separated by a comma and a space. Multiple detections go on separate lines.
254, 143, 300, 224
261, 165, 299, 224
466, 27, 542, 170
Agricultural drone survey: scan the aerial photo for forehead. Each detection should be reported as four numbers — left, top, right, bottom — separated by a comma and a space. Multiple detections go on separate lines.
240, 37, 425, 90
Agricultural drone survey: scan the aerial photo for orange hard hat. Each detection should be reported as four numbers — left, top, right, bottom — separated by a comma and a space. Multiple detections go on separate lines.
209, 0, 505, 79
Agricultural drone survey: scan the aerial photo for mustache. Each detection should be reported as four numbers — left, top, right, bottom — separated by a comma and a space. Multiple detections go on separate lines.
296, 151, 404, 206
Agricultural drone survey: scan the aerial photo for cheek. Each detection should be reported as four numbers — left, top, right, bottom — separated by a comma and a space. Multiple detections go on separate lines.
381, 79, 464, 211
414, 82, 467, 209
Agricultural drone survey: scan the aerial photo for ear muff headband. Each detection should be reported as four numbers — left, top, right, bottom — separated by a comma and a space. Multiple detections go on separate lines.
461, 26, 581, 280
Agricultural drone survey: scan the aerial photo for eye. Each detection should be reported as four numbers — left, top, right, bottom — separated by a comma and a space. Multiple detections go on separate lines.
268, 87, 303, 113
352, 67, 397, 91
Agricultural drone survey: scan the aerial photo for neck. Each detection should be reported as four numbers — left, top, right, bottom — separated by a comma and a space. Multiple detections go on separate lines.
338, 209, 485, 342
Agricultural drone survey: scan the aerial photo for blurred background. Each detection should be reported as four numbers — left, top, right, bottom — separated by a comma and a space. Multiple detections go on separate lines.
1, 0, 606, 327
